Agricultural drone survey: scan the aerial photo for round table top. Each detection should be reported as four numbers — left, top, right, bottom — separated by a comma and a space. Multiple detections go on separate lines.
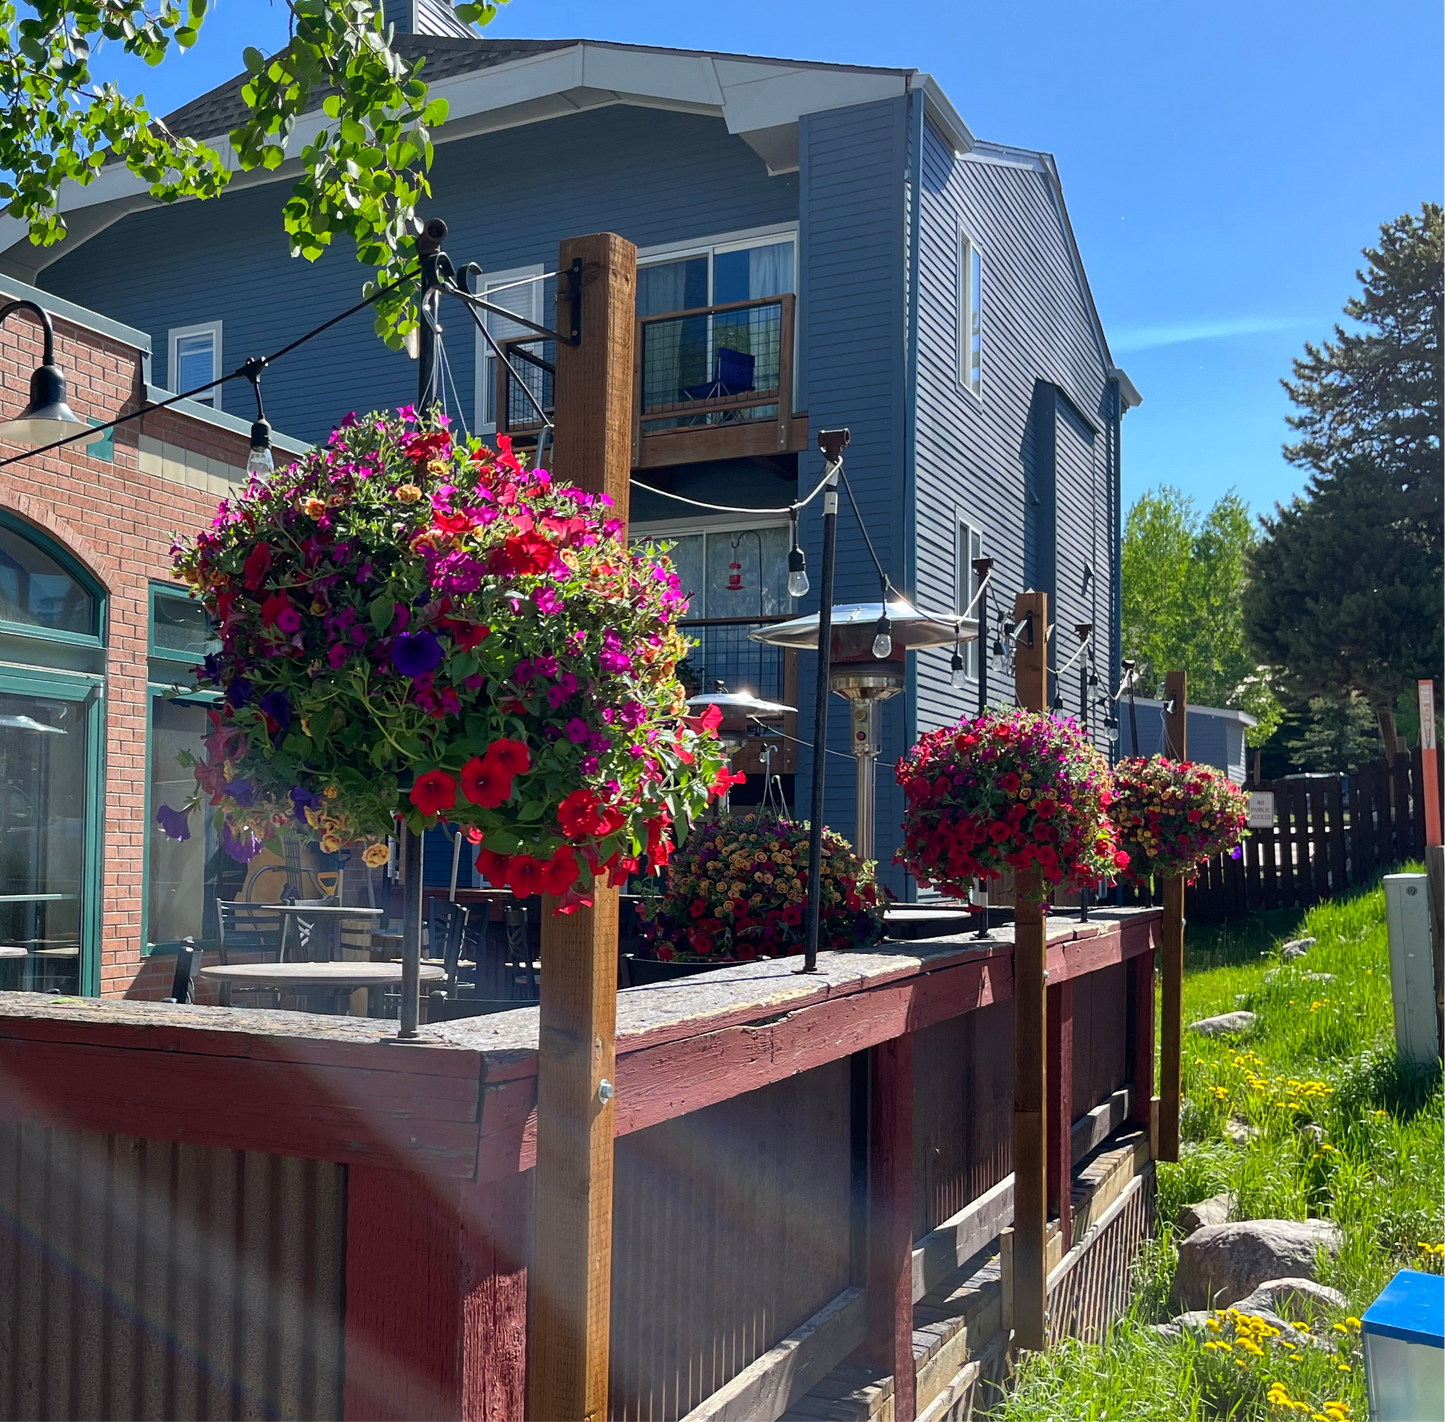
225, 903, 386, 918
198, 962, 445, 988
0, 946, 27, 959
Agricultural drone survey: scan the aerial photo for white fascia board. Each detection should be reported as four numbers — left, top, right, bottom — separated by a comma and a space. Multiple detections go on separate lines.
713, 60, 907, 135
916, 74, 974, 154
1111, 367, 1143, 409
580, 45, 725, 107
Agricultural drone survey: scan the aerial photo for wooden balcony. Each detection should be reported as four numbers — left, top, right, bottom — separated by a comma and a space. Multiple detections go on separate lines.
494, 293, 809, 470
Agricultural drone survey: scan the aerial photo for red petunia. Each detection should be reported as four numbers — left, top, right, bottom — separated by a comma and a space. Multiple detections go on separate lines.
485, 738, 531, 778
259, 592, 292, 626
475, 846, 512, 884
507, 855, 544, 898
434, 510, 473, 535
461, 755, 512, 809
410, 769, 457, 818
242, 542, 272, 591
540, 846, 579, 897
445, 619, 491, 651
488, 530, 555, 579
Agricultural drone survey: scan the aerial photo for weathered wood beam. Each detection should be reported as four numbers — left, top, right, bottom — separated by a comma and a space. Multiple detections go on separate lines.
529, 231, 637, 1422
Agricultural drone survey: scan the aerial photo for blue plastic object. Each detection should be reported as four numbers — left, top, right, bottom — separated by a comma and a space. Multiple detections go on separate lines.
1363, 1268, 1445, 1348
1362, 1269, 1444, 1422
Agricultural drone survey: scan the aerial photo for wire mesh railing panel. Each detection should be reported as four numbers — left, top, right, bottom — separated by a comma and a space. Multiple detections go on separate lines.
639, 299, 784, 429
497, 336, 554, 435
679, 620, 787, 702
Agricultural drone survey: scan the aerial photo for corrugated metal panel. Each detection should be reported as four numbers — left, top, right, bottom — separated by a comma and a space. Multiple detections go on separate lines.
608, 1059, 853, 1422
0, 1124, 345, 1421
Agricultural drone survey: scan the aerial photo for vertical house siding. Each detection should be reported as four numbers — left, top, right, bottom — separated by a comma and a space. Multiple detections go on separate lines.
912, 126, 1120, 764
796, 96, 910, 888
39, 107, 799, 446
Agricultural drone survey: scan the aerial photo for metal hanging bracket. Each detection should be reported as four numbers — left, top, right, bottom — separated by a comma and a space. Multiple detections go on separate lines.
449, 255, 583, 347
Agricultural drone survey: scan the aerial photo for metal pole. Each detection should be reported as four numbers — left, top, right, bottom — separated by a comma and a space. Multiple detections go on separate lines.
803, 440, 845, 974
975, 604, 990, 936
393, 218, 448, 1042
851, 700, 877, 861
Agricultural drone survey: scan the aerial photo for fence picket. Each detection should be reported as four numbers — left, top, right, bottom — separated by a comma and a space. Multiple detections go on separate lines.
1262, 781, 1281, 909
1326, 778, 1347, 894
1309, 780, 1331, 900
1356, 767, 1376, 885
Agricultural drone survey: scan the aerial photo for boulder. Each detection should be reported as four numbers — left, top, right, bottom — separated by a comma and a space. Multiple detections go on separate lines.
1232, 1277, 1347, 1322
1187, 1010, 1256, 1038
1178, 1191, 1235, 1234
1171, 1219, 1341, 1311
1281, 937, 1316, 961
1225, 1116, 1258, 1145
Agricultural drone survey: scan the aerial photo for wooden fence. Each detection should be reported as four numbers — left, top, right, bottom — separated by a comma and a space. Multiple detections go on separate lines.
1124, 751, 1440, 924
0, 909, 1162, 1422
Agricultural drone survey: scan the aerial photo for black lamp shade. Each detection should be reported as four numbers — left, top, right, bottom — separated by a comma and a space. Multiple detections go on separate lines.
0, 362, 104, 448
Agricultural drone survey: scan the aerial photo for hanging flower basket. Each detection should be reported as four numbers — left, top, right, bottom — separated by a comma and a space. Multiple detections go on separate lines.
635, 812, 886, 963
165, 408, 731, 909
1109, 756, 1249, 884
894, 709, 1126, 904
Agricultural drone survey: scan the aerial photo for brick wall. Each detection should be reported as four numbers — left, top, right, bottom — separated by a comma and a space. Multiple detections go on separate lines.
0, 304, 262, 997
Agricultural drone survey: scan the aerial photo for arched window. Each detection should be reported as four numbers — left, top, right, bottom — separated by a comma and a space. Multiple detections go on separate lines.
0, 513, 101, 640
0, 512, 105, 996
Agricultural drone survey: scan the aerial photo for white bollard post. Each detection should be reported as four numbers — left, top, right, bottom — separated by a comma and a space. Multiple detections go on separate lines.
1383, 874, 1437, 1064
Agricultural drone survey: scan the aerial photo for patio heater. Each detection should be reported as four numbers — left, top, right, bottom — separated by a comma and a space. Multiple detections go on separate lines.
751, 599, 975, 861
685, 686, 795, 814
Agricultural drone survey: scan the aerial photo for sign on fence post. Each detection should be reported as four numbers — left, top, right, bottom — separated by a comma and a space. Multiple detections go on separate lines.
1247, 791, 1276, 830
1420, 679, 1440, 848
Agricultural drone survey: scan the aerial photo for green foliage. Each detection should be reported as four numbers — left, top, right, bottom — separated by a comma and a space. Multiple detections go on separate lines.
1285, 693, 1381, 774
1246, 206, 1443, 735
1121, 485, 1282, 744
0, 1, 501, 345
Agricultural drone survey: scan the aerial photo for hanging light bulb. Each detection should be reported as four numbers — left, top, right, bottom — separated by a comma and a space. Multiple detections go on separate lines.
872, 613, 893, 660
1104, 714, 1120, 744
950, 647, 966, 689
786, 513, 809, 598
1050, 690, 1064, 713
247, 417, 274, 476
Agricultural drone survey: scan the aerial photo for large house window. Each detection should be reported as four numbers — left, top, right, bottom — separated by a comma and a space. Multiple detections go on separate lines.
168, 322, 222, 407
145, 585, 233, 954
958, 232, 982, 397
471, 265, 547, 434
956, 519, 985, 681
637, 229, 797, 428
633, 520, 794, 700
0, 513, 104, 996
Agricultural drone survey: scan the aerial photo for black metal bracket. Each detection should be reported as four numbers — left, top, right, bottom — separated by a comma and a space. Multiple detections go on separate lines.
450, 255, 583, 347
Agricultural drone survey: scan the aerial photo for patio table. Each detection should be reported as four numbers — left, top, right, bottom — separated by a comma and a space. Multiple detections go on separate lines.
198, 960, 445, 1016
266, 903, 387, 961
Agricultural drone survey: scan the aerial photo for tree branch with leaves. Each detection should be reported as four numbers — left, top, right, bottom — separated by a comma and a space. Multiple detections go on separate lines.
0, 0, 501, 343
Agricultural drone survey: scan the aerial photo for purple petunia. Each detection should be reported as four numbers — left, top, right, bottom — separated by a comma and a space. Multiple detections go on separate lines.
221, 823, 262, 863
155, 803, 192, 842
260, 691, 293, 734
290, 785, 319, 825
225, 777, 255, 807
226, 677, 253, 708
392, 630, 443, 679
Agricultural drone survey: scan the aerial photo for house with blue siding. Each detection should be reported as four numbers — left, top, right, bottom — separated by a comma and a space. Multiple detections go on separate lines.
0, 9, 1139, 896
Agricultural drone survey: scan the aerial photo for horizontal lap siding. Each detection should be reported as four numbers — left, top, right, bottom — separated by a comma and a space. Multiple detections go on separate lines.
40, 107, 799, 446
608, 1060, 852, 1422
796, 98, 909, 887
913, 126, 1117, 752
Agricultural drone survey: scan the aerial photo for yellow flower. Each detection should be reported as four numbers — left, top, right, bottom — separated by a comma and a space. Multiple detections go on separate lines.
324, 784, 340, 799
396, 483, 422, 504
363, 841, 391, 868
320, 832, 342, 854
304, 496, 327, 519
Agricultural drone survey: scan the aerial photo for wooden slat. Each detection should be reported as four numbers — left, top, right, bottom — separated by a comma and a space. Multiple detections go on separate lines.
1010, 589, 1049, 1353
1046, 980, 1073, 1251
1411, 748, 1428, 860
1326, 777, 1348, 896
1126, 945, 1154, 1141
1261, 779, 1281, 909
530, 231, 637, 1422
1288, 780, 1310, 906
864, 1035, 915, 1421
1355, 768, 1376, 885
1310, 780, 1331, 902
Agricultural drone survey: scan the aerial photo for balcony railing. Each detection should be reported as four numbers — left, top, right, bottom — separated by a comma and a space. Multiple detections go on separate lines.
491, 296, 808, 470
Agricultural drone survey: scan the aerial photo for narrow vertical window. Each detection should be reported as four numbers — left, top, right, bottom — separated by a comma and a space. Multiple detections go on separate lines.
957, 520, 985, 679
168, 323, 221, 407
958, 234, 982, 397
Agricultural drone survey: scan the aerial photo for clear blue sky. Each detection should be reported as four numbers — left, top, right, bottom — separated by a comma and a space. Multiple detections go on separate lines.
94, 0, 1442, 518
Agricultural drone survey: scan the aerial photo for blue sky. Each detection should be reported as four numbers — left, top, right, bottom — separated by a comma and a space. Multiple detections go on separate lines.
93, 0, 1442, 517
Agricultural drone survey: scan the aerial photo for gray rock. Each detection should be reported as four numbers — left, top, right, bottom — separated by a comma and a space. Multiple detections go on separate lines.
1300, 972, 1335, 983
1233, 1277, 1348, 1322
1171, 1219, 1342, 1311
1178, 1191, 1235, 1234
1225, 1115, 1258, 1145
1281, 937, 1316, 961
1187, 1010, 1257, 1038
1299, 1123, 1325, 1145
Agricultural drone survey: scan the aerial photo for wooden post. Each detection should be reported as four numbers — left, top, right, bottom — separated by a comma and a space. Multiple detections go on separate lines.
529, 232, 637, 1422
1127, 943, 1156, 1152
1011, 590, 1049, 1351
1159, 671, 1187, 1164
865, 1034, 916, 1422
1046, 979, 1073, 1252
1420, 679, 1441, 847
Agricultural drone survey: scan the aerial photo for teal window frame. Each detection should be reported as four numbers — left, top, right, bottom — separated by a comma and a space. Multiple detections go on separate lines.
142, 582, 220, 957
0, 515, 106, 995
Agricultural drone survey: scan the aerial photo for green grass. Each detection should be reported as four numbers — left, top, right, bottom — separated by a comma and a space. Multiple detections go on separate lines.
983, 872, 1444, 1422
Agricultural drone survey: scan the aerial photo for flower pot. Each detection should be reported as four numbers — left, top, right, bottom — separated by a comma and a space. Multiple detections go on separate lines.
623, 954, 745, 986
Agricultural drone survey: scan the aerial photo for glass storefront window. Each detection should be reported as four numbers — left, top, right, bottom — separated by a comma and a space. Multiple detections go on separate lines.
0, 520, 96, 636
151, 593, 212, 662
0, 690, 88, 993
